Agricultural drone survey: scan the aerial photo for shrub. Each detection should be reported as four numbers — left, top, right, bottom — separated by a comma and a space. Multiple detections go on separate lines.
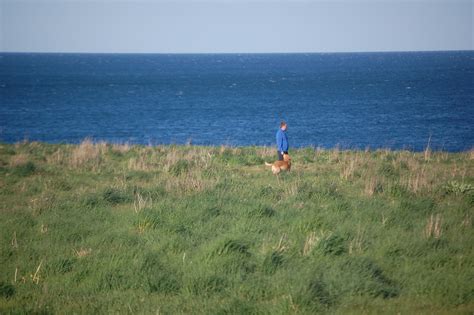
340, 257, 399, 298
0, 281, 15, 298
296, 277, 334, 311
147, 270, 181, 294
317, 234, 346, 256
141, 252, 181, 294
135, 209, 161, 233
443, 181, 473, 196
214, 239, 250, 256
205, 206, 221, 217
102, 187, 132, 204
248, 204, 275, 218
81, 193, 103, 208
12, 161, 36, 177
263, 251, 284, 274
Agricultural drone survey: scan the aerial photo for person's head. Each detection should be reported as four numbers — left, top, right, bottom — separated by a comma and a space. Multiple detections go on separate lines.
280, 121, 287, 131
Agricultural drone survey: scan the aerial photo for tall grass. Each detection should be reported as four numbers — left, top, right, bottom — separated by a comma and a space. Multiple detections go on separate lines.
0, 141, 473, 313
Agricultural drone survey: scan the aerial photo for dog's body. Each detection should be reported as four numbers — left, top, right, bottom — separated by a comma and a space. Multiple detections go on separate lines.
265, 154, 291, 175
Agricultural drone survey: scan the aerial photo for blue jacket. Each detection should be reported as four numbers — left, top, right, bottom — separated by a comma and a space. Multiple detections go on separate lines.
276, 129, 289, 152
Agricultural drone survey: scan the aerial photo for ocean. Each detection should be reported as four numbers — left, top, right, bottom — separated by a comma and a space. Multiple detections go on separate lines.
1, 51, 473, 151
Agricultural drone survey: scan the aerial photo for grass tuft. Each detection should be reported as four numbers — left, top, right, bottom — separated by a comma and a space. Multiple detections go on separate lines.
12, 161, 36, 177
102, 187, 133, 205
0, 282, 15, 299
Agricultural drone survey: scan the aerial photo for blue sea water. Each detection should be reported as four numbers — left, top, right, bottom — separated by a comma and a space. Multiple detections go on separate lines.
1, 51, 473, 151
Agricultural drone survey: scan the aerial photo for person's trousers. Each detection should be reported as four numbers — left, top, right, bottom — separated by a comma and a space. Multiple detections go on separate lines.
277, 151, 288, 161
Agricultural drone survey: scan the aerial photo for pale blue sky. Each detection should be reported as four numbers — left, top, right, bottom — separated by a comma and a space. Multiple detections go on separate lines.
1, 0, 472, 53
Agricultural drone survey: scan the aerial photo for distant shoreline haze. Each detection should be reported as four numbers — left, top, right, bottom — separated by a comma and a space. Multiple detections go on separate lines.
1, 51, 473, 151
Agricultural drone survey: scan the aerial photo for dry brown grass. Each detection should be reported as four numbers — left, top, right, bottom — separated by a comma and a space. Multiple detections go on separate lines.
302, 232, 317, 256
424, 135, 432, 161
450, 161, 471, 181
128, 156, 148, 171
378, 148, 392, 160
258, 233, 290, 256
161, 146, 215, 172
11, 231, 18, 249
40, 224, 48, 234
381, 213, 388, 226
461, 214, 471, 228
435, 151, 450, 163
14, 260, 44, 285
283, 181, 300, 197
364, 176, 380, 197
133, 192, 152, 213
259, 236, 274, 255
183, 147, 214, 168
330, 145, 340, 163
468, 148, 474, 160
349, 225, 365, 255
219, 145, 228, 155
302, 230, 331, 256
127, 148, 158, 171
31, 260, 43, 284
112, 142, 131, 154
406, 171, 427, 193
46, 149, 66, 165
395, 154, 433, 193
136, 219, 152, 234
256, 146, 275, 158
74, 247, 92, 258
424, 214, 442, 239
165, 172, 214, 194
9, 153, 29, 167
128, 154, 155, 171
274, 233, 289, 253
393, 151, 442, 193
69, 139, 107, 169
163, 147, 181, 172
341, 154, 358, 180
393, 151, 470, 195
29, 192, 55, 216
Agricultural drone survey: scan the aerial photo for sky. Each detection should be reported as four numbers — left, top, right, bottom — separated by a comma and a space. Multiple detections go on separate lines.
1, 0, 472, 53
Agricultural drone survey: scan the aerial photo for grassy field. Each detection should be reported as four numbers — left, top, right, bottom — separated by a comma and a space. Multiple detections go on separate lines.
0, 140, 473, 314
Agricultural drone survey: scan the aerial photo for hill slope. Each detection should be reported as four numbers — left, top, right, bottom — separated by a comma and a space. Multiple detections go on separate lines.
0, 141, 473, 313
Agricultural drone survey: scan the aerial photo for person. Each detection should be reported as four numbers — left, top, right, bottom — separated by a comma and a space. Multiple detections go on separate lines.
276, 121, 289, 161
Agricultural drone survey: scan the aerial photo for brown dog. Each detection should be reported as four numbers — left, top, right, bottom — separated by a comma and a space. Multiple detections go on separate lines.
265, 154, 291, 175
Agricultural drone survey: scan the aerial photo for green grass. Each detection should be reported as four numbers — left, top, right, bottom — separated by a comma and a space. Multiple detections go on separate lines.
0, 140, 473, 314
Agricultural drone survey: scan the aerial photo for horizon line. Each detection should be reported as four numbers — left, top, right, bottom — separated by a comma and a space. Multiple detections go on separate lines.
1, 48, 473, 55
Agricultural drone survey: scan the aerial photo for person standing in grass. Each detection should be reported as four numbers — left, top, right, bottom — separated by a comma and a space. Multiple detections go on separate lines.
276, 121, 289, 161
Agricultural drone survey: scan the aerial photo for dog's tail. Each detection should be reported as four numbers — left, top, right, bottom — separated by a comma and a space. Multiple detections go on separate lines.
264, 162, 273, 167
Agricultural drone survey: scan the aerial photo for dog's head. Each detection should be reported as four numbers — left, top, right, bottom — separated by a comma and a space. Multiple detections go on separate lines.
283, 154, 291, 161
